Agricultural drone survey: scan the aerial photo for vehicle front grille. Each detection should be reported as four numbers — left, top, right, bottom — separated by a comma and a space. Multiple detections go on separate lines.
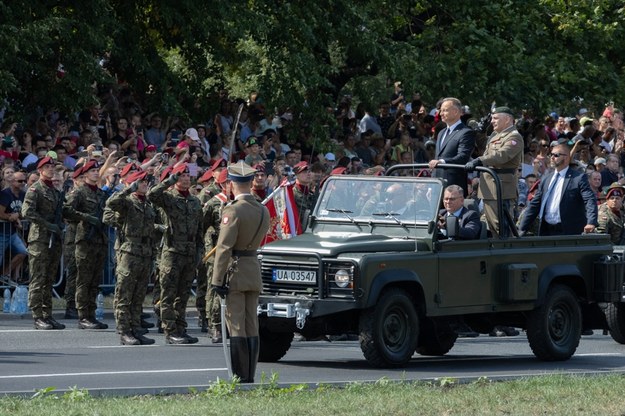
261, 256, 320, 297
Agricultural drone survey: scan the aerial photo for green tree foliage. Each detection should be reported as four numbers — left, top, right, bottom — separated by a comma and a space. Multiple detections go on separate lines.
1, 0, 624, 124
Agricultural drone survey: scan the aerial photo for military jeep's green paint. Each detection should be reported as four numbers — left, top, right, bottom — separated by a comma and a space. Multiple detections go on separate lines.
257, 165, 621, 368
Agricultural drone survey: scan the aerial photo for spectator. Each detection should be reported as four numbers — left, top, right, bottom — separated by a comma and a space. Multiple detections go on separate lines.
0, 170, 28, 283
600, 154, 622, 188
376, 102, 394, 139
144, 114, 167, 148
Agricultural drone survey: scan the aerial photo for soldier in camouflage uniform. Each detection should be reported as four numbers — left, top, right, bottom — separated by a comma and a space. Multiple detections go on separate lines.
63, 160, 109, 330
597, 183, 625, 244
63, 164, 84, 319
147, 163, 203, 344
21, 156, 66, 330
198, 158, 228, 203
106, 170, 156, 345
202, 168, 230, 341
292, 161, 316, 230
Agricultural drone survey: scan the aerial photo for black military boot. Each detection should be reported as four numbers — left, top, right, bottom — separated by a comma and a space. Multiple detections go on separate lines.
165, 331, 190, 344
229, 337, 250, 382
34, 318, 53, 330
133, 330, 155, 345
64, 306, 78, 319
120, 332, 140, 345
46, 317, 66, 330
246, 336, 259, 383
140, 318, 155, 329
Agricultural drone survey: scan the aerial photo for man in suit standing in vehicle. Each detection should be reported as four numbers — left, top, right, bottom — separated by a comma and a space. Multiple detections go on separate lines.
429, 97, 476, 197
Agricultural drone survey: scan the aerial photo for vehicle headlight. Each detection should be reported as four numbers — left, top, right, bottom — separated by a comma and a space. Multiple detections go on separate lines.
334, 269, 351, 288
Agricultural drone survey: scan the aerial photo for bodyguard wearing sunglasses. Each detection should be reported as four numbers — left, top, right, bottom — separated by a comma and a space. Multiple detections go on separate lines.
519, 143, 598, 236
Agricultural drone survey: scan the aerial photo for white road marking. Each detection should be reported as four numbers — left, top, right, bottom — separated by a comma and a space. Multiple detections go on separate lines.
0, 368, 227, 379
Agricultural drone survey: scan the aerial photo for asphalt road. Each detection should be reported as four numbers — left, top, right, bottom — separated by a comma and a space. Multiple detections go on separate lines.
2, 310, 625, 396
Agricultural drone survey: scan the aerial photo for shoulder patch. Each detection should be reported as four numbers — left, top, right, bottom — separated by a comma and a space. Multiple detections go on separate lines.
222, 216, 229, 225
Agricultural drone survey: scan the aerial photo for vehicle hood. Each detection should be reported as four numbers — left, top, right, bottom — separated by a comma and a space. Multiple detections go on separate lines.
259, 232, 425, 256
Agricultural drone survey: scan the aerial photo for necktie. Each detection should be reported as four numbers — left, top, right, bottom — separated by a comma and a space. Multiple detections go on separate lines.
440, 128, 450, 146
539, 173, 561, 219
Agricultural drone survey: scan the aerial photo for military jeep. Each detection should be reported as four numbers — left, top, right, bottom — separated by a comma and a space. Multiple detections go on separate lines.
257, 164, 624, 368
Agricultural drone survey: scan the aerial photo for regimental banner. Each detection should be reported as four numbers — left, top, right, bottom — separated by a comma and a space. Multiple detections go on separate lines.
261, 183, 301, 246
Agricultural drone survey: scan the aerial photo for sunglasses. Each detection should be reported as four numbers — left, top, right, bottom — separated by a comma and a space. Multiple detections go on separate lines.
540, 144, 550, 148
549, 153, 567, 158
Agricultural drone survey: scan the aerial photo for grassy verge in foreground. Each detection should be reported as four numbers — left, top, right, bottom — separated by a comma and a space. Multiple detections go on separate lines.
1, 374, 623, 416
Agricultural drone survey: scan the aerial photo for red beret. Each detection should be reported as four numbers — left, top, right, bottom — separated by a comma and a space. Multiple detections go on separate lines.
159, 166, 173, 182
293, 161, 309, 174
72, 164, 84, 179
172, 163, 190, 176
216, 168, 229, 184
416, 169, 431, 178
37, 156, 57, 169
197, 168, 214, 183
82, 159, 100, 173
120, 163, 139, 178
253, 163, 265, 173
126, 170, 148, 185
211, 158, 227, 171
331, 167, 347, 175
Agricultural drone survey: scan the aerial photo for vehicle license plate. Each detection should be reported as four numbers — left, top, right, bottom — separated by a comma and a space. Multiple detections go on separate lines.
272, 269, 316, 283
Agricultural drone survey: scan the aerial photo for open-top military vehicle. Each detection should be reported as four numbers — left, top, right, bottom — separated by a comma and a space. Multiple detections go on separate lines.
256, 164, 624, 367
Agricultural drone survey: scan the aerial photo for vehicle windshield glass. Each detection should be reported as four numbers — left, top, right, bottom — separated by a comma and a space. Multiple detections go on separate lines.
315, 177, 442, 224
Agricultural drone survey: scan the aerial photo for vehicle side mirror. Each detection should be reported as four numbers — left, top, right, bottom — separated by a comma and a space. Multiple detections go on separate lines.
446, 215, 459, 239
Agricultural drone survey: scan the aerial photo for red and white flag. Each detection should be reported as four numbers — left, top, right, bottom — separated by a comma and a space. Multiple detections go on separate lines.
261, 182, 301, 246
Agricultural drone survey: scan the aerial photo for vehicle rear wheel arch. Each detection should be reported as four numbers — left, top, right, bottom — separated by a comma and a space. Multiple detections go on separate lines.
537, 268, 587, 306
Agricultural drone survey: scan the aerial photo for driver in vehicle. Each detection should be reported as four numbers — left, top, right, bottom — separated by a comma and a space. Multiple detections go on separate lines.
437, 184, 481, 240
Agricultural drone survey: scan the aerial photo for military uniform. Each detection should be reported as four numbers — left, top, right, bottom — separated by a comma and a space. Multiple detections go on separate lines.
63, 170, 109, 329
147, 167, 203, 344
597, 203, 624, 244
106, 173, 156, 345
21, 166, 65, 330
201, 190, 228, 339
476, 124, 523, 238
211, 161, 270, 383
63, 221, 78, 317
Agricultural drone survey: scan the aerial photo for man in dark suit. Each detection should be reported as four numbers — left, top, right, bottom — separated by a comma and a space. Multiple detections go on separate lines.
519, 143, 597, 236
429, 97, 476, 197
437, 184, 481, 240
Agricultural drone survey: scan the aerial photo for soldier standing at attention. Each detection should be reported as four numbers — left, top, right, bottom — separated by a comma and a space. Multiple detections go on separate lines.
465, 107, 523, 238
292, 161, 315, 230
21, 156, 66, 330
202, 168, 230, 341
211, 161, 270, 383
148, 163, 203, 344
597, 183, 625, 244
63, 160, 109, 330
63, 164, 84, 319
106, 170, 156, 345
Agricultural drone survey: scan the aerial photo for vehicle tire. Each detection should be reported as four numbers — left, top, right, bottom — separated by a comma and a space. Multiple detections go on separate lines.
526, 284, 581, 361
605, 303, 625, 344
359, 288, 419, 368
416, 320, 458, 356
258, 329, 294, 362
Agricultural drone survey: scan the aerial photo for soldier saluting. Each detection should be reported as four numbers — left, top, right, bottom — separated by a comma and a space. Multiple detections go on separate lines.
211, 161, 270, 383
21, 156, 66, 330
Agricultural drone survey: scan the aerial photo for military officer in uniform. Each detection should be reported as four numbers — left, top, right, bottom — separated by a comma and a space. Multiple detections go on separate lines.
597, 183, 625, 244
106, 170, 156, 345
63, 159, 109, 329
292, 161, 316, 230
21, 156, 66, 330
201, 168, 230, 340
465, 106, 523, 238
211, 161, 270, 383
148, 163, 203, 344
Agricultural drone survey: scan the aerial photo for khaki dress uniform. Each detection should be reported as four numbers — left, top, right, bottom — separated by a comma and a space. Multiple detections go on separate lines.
211, 162, 270, 383
477, 125, 523, 238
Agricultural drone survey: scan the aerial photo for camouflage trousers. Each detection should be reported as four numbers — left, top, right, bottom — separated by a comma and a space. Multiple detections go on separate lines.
159, 250, 196, 335
204, 261, 221, 329
63, 241, 77, 308
113, 251, 152, 333
27, 241, 61, 320
196, 259, 208, 318
75, 241, 107, 320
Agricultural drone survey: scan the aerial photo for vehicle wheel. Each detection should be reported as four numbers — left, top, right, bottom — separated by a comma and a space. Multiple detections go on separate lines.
526, 284, 581, 361
605, 303, 625, 344
359, 288, 419, 368
258, 329, 294, 362
416, 319, 458, 356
